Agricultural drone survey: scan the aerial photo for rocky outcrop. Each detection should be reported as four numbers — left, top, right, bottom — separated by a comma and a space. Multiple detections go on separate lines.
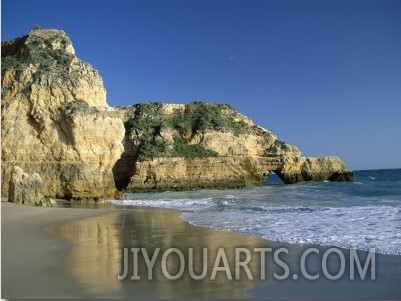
8, 166, 46, 205
114, 102, 353, 191
1, 28, 125, 200
128, 157, 268, 191
1, 29, 353, 200
276, 156, 354, 184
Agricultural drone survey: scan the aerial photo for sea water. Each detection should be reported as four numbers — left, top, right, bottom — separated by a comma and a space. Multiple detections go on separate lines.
109, 169, 401, 256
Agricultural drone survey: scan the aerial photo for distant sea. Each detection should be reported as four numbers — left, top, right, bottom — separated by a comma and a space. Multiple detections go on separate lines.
110, 169, 401, 255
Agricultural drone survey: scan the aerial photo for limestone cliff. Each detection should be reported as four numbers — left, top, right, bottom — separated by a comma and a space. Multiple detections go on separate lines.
8, 166, 46, 205
113, 102, 353, 191
1, 29, 353, 200
1, 28, 125, 199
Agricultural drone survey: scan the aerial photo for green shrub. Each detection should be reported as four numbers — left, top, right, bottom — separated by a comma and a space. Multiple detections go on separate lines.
171, 136, 219, 159
139, 138, 167, 159
273, 139, 289, 151
1, 56, 24, 70
167, 102, 248, 136
124, 103, 167, 159
124, 103, 163, 133
1, 31, 74, 78
26, 32, 74, 78
124, 102, 247, 160
64, 100, 90, 114
166, 109, 192, 137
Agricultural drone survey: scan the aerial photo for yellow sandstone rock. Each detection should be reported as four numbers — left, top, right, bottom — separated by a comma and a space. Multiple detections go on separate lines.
1, 28, 353, 200
1, 29, 124, 200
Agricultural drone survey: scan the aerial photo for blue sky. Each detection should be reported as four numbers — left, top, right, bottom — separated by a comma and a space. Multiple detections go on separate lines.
2, 0, 401, 170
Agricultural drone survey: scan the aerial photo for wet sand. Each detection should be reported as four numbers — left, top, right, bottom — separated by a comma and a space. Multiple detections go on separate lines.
1, 201, 112, 299
2, 201, 401, 299
2, 201, 265, 299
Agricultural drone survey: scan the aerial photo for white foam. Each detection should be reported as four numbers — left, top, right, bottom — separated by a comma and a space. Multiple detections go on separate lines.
109, 198, 215, 211
108, 198, 401, 255
182, 205, 401, 255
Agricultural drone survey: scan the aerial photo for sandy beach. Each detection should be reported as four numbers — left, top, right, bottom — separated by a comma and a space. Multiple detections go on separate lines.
1, 201, 112, 298
2, 200, 401, 299
2, 201, 266, 299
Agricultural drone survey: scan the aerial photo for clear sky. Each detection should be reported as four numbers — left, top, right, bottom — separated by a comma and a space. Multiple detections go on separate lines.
2, 0, 401, 170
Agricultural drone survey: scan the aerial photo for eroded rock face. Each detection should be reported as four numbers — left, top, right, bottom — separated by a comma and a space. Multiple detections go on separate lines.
127, 157, 273, 191
276, 156, 354, 184
1, 29, 125, 199
114, 102, 353, 191
8, 166, 46, 205
2, 29, 353, 199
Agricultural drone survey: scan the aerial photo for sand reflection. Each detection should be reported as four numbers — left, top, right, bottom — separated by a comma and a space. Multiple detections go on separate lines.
47, 211, 123, 297
47, 207, 271, 298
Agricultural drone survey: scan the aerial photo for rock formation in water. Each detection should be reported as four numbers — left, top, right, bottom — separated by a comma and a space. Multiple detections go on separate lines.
1, 28, 353, 201
113, 102, 353, 191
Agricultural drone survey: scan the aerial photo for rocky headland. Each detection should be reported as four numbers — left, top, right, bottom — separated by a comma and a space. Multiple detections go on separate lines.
1, 28, 353, 202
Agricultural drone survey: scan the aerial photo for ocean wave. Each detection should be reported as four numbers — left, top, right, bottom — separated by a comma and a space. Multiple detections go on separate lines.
109, 198, 215, 211
109, 198, 401, 255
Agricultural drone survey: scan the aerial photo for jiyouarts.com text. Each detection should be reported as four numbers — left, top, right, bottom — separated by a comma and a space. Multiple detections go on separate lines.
117, 247, 376, 281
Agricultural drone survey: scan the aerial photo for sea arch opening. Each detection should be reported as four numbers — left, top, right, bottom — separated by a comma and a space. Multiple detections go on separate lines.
265, 170, 285, 185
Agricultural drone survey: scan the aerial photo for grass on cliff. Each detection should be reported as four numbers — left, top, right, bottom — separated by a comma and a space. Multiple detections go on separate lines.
55, 100, 100, 120
167, 102, 249, 137
172, 136, 219, 159
124, 102, 233, 160
1, 29, 74, 79
63, 99, 90, 114
1, 56, 24, 70
1, 34, 28, 71
271, 139, 290, 151
123, 103, 167, 160
27, 32, 74, 78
